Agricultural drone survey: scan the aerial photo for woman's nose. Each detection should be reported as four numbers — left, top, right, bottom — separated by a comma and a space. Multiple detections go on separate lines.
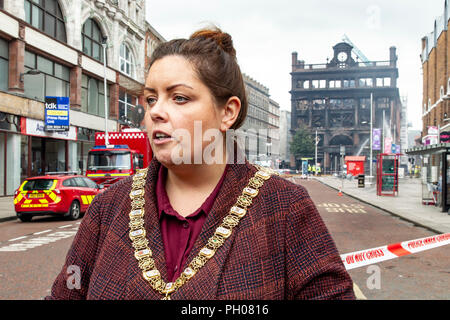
148, 99, 168, 122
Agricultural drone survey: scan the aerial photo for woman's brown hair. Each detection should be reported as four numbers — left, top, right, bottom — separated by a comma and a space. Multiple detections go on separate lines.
148, 27, 248, 130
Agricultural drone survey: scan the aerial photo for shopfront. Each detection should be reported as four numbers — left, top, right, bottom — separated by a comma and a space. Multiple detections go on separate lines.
0, 112, 21, 196
406, 143, 450, 212
20, 116, 77, 177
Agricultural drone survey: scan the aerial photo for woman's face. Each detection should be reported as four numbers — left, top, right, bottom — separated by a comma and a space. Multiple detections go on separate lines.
144, 55, 226, 167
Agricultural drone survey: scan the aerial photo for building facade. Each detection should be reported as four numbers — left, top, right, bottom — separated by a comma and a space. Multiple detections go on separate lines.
421, 0, 450, 139
290, 42, 401, 173
241, 73, 280, 168
0, 0, 164, 196
278, 109, 292, 168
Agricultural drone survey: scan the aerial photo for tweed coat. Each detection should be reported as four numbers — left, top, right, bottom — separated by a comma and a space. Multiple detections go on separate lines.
46, 158, 355, 300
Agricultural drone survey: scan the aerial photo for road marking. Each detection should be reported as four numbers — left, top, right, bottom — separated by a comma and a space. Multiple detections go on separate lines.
318, 202, 367, 213
8, 236, 27, 242
58, 224, 73, 229
353, 283, 367, 300
0, 230, 77, 252
33, 229, 52, 235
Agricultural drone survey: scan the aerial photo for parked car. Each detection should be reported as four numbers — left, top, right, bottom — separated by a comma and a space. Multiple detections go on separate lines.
13, 173, 104, 222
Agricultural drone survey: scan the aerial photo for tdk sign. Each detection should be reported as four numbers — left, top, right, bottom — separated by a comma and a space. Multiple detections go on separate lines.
45, 102, 58, 109
44, 96, 70, 132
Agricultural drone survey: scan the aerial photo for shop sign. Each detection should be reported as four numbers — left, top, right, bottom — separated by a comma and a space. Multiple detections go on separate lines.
44, 96, 70, 132
20, 117, 77, 141
440, 131, 450, 143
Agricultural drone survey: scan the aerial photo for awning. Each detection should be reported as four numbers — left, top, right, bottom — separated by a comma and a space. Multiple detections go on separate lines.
406, 143, 450, 155
344, 156, 366, 162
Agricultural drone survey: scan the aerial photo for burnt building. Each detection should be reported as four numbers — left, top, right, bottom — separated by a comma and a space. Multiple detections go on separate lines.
290, 41, 402, 173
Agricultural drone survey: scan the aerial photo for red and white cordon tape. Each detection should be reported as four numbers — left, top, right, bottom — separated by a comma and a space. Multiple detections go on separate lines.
340, 233, 450, 270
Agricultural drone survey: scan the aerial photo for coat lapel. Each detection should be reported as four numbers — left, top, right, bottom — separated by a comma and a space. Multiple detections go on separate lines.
174, 160, 256, 300
126, 158, 167, 300
126, 157, 258, 300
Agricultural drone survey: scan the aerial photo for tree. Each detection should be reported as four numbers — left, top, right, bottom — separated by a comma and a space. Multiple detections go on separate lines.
290, 126, 315, 160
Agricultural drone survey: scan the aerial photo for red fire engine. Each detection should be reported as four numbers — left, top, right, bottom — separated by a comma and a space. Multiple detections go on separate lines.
86, 130, 152, 188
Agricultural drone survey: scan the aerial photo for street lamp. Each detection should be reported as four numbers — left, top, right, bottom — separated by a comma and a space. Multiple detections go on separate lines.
20, 69, 42, 82
101, 36, 110, 146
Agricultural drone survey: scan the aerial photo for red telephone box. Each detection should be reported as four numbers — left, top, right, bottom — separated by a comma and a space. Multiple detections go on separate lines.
376, 153, 400, 196
345, 156, 366, 176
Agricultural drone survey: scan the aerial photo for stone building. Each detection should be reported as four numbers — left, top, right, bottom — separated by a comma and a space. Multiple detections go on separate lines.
290, 41, 401, 173
241, 73, 280, 168
0, 0, 164, 196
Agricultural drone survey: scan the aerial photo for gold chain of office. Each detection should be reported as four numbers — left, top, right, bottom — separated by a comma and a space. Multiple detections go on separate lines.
128, 165, 276, 300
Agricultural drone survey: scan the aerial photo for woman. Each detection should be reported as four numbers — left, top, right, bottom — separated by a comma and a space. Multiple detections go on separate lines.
46, 27, 355, 300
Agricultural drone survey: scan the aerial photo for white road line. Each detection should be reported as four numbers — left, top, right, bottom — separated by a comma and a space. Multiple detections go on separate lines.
33, 229, 52, 235
8, 236, 27, 242
58, 224, 73, 229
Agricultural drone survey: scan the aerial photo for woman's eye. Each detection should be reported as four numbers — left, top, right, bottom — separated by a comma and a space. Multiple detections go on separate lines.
146, 97, 157, 105
174, 95, 189, 103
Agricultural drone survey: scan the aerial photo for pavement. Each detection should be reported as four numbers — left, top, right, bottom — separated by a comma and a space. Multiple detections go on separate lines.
1, 175, 450, 235
306, 175, 450, 235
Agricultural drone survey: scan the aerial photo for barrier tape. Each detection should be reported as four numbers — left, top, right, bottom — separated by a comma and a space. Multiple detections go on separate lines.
340, 233, 450, 270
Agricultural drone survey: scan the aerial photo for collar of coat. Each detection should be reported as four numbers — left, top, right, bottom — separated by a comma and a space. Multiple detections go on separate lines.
127, 156, 260, 299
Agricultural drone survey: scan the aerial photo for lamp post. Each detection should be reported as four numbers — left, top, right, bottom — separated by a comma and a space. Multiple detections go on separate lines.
315, 129, 319, 176
102, 36, 110, 146
370, 92, 373, 178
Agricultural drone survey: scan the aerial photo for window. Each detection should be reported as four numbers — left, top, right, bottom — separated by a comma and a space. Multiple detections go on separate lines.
377, 97, 390, 109
24, 0, 66, 43
303, 80, 310, 89
0, 38, 8, 91
81, 74, 109, 117
83, 177, 98, 189
74, 177, 87, 188
343, 79, 355, 88
62, 178, 75, 187
120, 43, 135, 77
82, 18, 104, 62
329, 99, 343, 107
24, 50, 70, 101
311, 80, 319, 88
119, 90, 137, 120
376, 77, 391, 87
319, 80, 326, 88
0, 0, 3, 9
296, 99, 308, 111
329, 80, 341, 88
359, 78, 373, 87
360, 98, 371, 109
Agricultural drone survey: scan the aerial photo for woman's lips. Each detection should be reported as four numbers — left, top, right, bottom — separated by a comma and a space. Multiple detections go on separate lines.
153, 136, 174, 145
152, 131, 174, 145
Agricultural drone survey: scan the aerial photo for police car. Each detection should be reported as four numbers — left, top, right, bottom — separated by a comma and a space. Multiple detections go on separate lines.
13, 172, 104, 222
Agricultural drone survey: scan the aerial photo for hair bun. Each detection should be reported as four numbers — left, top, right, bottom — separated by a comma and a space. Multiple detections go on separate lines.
190, 28, 236, 57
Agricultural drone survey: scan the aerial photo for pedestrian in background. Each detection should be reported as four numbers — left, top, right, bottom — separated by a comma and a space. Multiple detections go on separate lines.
46, 27, 354, 300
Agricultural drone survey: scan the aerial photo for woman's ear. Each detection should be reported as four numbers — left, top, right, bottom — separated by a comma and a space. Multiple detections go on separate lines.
220, 96, 241, 132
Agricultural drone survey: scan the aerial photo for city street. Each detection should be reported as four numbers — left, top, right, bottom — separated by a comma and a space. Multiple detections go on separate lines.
294, 177, 450, 300
0, 177, 449, 300
0, 217, 79, 300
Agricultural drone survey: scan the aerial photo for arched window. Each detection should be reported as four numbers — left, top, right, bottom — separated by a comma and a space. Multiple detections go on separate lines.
120, 43, 135, 78
82, 18, 104, 63
24, 0, 67, 43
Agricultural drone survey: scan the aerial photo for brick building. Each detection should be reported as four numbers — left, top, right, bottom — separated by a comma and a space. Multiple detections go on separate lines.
0, 0, 164, 196
421, 0, 450, 139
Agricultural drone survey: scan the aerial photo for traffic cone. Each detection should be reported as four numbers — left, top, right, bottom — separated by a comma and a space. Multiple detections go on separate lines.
338, 189, 343, 196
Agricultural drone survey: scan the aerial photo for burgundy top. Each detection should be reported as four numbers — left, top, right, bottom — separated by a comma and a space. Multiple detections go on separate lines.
156, 164, 228, 282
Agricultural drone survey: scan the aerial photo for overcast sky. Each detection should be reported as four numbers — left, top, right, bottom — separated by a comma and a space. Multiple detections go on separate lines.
145, 0, 446, 130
